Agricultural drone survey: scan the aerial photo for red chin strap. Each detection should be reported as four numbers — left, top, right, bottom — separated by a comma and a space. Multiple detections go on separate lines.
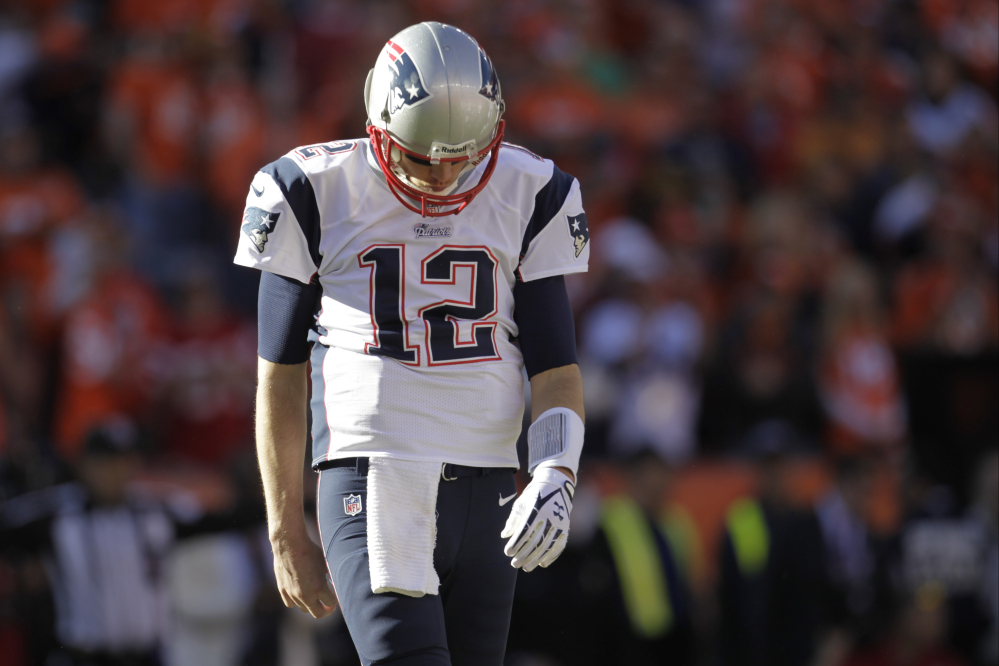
367, 121, 505, 217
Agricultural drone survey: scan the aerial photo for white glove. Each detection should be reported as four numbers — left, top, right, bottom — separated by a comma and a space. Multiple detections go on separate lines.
500, 467, 574, 571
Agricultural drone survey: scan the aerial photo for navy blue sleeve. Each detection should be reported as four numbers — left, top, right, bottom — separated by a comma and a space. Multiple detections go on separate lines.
513, 275, 578, 378
260, 157, 322, 269
518, 165, 575, 269
258, 271, 322, 364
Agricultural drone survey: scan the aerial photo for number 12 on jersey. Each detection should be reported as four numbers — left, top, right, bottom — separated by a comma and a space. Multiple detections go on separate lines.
358, 245, 501, 366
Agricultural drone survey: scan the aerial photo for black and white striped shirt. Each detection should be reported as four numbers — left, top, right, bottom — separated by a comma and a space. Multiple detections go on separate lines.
1, 483, 174, 653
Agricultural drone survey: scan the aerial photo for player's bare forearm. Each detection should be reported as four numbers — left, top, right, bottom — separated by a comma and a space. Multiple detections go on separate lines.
255, 357, 310, 541
256, 357, 338, 618
529, 363, 584, 483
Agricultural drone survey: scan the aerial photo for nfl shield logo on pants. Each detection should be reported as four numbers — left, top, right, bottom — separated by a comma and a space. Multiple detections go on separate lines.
344, 494, 362, 516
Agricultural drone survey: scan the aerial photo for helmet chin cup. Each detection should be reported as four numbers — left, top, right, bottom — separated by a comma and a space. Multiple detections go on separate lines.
367, 121, 505, 218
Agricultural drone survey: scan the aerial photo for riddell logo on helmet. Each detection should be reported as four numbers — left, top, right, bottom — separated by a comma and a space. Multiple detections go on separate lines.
385, 40, 430, 114
437, 144, 474, 155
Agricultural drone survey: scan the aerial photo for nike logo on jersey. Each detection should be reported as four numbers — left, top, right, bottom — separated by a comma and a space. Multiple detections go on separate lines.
499, 492, 517, 506
251, 183, 264, 197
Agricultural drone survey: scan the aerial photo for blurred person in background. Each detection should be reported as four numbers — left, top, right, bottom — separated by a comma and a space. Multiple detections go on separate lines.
0, 416, 276, 666
507, 449, 694, 666
891, 193, 999, 357
0, 127, 86, 458
717, 423, 827, 666
893, 449, 998, 666
0, 298, 44, 497
700, 290, 824, 454
815, 455, 895, 655
0, 127, 86, 348
940, 452, 999, 665
889, 187, 998, 498
576, 217, 671, 457
969, 450, 999, 665
0, 418, 172, 666
818, 260, 907, 455
606, 294, 705, 465
104, 34, 206, 289
578, 216, 707, 465
871, 122, 942, 256
157, 255, 256, 468
905, 49, 997, 159
51, 206, 168, 460
201, 42, 268, 224
699, 192, 827, 454
586, 449, 695, 665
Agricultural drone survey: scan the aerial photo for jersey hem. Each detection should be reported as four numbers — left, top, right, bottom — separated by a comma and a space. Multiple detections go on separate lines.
517, 263, 588, 283
233, 254, 316, 285
311, 450, 521, 470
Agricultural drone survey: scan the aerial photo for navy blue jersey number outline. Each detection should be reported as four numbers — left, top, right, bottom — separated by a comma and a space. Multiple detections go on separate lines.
419, 246, 501, 365
358, 245, 420, 365
359, 245, 500, 366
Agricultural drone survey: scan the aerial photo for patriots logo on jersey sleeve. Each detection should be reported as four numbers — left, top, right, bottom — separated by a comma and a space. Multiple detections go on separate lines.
242, 207, 280, 253
386, 40, 430, 114
567, 213, 589, 258
478, 48, 500, 103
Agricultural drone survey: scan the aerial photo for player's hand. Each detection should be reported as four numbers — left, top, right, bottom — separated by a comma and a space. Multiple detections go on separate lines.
501, 466, 574, 571
270, 530, 338, 618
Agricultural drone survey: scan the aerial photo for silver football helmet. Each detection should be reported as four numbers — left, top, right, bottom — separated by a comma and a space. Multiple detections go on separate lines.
365, 22, 506, 217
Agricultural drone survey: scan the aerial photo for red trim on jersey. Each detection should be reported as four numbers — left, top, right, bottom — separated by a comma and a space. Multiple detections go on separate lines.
318, 299, 338, 463
501, 142, 544, 162
295, 141, 356, 161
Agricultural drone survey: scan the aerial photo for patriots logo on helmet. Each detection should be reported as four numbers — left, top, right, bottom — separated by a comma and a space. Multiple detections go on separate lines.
567, 213, 589, 258
385, 40, 430, 114
241, 207, 280, 253
478, 48, 500, 103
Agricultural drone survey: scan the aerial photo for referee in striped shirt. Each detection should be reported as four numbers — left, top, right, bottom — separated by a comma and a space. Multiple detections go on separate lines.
1, 419, 172, 666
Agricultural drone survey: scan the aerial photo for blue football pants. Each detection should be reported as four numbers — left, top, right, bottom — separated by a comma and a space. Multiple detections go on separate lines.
316, 459, 518, 666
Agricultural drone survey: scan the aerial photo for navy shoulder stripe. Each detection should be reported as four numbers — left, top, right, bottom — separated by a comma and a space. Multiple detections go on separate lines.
260, 157, 322, 268
519, 165, 575, 268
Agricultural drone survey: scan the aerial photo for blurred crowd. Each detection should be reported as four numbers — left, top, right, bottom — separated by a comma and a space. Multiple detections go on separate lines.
0, 0, 996, 665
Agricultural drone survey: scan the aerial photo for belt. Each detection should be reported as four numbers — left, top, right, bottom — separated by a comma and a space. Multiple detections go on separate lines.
318, 457, 512, 481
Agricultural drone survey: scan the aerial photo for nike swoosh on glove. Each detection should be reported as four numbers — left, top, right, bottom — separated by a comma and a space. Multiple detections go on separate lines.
500, 467, 574, 571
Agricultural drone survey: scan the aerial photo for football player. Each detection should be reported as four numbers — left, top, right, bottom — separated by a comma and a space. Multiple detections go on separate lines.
235, 22, 588, 665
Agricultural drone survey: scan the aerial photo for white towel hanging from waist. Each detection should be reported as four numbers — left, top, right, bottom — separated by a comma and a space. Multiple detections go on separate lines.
366, 457, 441, 597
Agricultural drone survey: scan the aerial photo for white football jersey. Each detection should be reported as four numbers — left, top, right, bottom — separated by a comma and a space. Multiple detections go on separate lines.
234, 139, 589, 469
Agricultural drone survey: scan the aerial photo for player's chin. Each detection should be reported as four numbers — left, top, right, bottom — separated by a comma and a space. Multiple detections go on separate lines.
414, 179, 457, 192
